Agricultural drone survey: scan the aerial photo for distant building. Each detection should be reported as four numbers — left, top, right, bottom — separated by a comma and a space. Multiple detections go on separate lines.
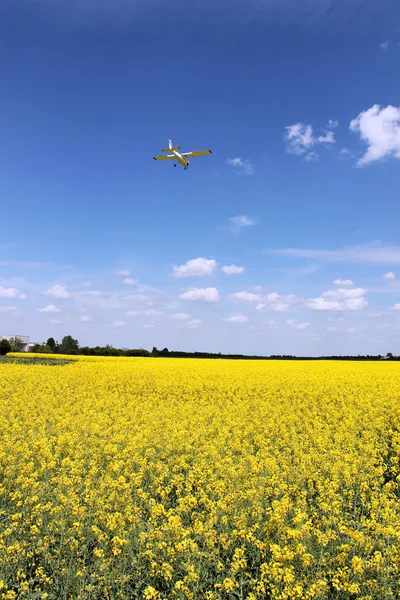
0, 335, 30, 351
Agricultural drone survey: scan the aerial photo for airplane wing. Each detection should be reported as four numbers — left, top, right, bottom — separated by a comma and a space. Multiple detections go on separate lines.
181, 150, 212, 159
153, 154, 175, 160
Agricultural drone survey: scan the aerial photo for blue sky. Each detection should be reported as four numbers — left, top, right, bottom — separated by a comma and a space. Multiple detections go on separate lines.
1, 0, 400, 355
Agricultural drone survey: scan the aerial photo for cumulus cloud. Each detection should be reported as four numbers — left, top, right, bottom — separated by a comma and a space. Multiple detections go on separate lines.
83, 281, 92, 288
170, 313, 191, 321
121, 294, 150, 302
173, 257, 217, 278
383, 271, 396, 280
80, 315, 94, 322
380, 41, 390, 51
123, 277, 138, 285
328, 119, 339, 129
36, 304, 61, 313
265, 320, 279, 330
307, 287, 367, 312
285, 123, 315, 155
115, 269, 130, 276
285, 120, 336, 160
231, 290, 299, 313
0, 286, 26, 299
318, 131, 335, 144
43, 284, 71, 299
394, 304, 400, 310
110, 321, 126, 327
230, 215, 255, 233
230, 291, 262, 303
186, 319, 202, 329
296, 322, 310, 330
126, 309, 161, 316
222, 315, 249, 323
142, 323, 155, 329
226, 158, 254, 175
333, 279, 354, 286
222, 264, 245, 275
180, 287, 220, 303
350, 104, 400, 165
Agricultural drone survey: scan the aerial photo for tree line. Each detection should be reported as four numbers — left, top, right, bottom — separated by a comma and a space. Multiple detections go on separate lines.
1, 334, 398, 361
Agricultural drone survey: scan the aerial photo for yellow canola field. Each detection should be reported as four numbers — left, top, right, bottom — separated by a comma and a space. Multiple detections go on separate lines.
1, 357, 400, 600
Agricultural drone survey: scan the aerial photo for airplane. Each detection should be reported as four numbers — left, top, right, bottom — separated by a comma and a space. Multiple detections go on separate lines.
153, 139, 212, 170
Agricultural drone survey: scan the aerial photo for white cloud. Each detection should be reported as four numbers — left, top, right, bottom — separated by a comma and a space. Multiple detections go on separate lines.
230, 291, 262, 303
226, 158, 254, 175
230, 215, 255, 233
383, 271, 396, 280
394, 304, 400, 310
0, 286, 26, 299
180, 287, 220, 303
328, 119, 339, 129
265, 319, 279, 330
307, 287, 367, 312
271, 303, 291, 312
186, 319, 202, 329
333, 279, 354, 286
142, 323, 155, 329
285, 123, 314, 155
222, 315, 249, 323
80, 315, 94, 322
285, 121, 336, 160
126, 309, 160, 316
83, 281, 92, 288
36, 304, 61, 313
253, 292, 300, 313
43, 284, 71, 299
222, 264, 245, 275
318, 131, 335, 144
170, 313, 191, 321
287, 319, 297, 326
49, 318, 63, 324
350, 104, 400, 165
380, 41, 390, 51
296, 322, 310, 330
115, 270, 130, 276
173, 257, 217, 278
110, 321, 126, 327
121, 294, 150, 302
266, 243, 400, 264
123, 277, 138, 285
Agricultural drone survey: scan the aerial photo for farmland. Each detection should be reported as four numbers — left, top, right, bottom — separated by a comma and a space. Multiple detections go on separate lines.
1, 355, 399, 599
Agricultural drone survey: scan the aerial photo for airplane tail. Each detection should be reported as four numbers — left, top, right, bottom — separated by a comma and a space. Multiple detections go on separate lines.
162, 139, 181, 152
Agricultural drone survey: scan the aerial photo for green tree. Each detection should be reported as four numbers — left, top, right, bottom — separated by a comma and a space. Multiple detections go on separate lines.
0, 339, 12, 355
35, 344, 52, 353
60, 335, 79, 355
47, 337, 57, 353
9, 336, 26, 352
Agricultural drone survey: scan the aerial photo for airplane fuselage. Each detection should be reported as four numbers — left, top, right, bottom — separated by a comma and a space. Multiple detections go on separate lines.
171, 149, 189, 168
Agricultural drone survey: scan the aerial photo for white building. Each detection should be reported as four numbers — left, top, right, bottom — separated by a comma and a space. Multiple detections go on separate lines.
0, 335, 30, 352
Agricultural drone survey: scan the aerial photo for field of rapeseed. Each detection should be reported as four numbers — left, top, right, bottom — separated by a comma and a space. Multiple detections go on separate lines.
1, 356, 400, 599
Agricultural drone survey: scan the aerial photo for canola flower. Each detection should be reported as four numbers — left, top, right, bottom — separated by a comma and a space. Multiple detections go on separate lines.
1, 355, 400, 599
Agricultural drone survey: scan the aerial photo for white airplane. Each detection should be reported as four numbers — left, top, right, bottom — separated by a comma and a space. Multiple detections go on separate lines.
153, 139, 212, 170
